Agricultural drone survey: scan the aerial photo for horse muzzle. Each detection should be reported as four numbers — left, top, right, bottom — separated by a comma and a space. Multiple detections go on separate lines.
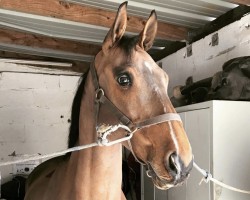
146, 153, 193, 190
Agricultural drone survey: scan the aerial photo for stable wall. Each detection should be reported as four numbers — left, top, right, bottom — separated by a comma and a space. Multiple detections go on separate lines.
160, 13, 250, 97
157, 13, 250, 200
0, 63, 80, 183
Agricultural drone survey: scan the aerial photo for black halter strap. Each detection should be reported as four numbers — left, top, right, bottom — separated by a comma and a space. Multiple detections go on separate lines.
90, 61, 182, 131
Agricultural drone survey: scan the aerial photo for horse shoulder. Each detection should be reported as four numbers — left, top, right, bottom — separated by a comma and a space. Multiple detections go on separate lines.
25, 155, 67, 190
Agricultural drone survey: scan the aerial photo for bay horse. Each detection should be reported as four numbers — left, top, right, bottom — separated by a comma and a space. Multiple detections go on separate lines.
24, 2, 193, 200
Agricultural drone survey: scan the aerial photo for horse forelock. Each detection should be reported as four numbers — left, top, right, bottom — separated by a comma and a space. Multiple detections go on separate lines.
116, 35, 139, 57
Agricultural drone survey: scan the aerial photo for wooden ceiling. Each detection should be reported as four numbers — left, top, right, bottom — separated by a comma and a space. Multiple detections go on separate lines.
0, 0, 249, 73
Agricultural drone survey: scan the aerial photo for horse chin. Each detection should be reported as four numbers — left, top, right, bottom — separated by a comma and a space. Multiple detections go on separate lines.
150, 172, 186, 190
147, 165, 186, 190
152, 176, 175, 190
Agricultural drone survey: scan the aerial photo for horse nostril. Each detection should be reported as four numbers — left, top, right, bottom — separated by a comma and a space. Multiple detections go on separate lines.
167, 152, 181, 176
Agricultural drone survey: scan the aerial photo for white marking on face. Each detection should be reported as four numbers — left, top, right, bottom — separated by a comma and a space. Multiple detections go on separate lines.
168, 122, 179, 154
144, 61, 153, 74
145, 61, 168, 113
153, 85, 167, 113
168, 121, 181, 177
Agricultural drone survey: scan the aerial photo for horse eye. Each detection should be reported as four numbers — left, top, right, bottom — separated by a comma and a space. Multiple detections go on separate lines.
117, 74, 132, 87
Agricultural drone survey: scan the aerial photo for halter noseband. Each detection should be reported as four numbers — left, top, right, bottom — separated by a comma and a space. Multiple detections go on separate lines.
90, 61, 182, 146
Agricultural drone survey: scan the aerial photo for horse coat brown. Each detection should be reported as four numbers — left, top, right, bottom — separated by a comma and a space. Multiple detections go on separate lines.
24, 2, 193, 200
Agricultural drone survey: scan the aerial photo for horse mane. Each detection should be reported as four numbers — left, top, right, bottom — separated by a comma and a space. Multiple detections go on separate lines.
68, 70, 89, 148
67, 35, 138, 150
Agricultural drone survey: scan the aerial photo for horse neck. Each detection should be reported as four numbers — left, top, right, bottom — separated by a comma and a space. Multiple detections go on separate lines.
68, 73, 124, 199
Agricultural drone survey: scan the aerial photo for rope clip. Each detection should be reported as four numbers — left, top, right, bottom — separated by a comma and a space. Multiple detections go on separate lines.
199, 171, 212, 185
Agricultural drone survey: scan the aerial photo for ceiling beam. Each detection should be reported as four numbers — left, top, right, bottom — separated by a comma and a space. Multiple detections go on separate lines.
0, 28, 93, 72
0, 28, 101, 56
0, 0, 189, 41
228, 0, 250, 5
0, 50, 90, 73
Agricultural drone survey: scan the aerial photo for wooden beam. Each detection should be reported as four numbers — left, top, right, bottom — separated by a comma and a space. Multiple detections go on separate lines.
0, 51, 90, 73
228, 0, 250, 5
0, 28, 101, 56
0, 0, 189, 41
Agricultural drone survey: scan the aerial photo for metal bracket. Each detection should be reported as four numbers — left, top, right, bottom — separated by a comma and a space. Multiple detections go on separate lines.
212, 33, 219, 46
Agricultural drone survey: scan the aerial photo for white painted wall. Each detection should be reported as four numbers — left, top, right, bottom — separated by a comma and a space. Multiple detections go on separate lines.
0, 63, 80, 183
160, 13, 250, 97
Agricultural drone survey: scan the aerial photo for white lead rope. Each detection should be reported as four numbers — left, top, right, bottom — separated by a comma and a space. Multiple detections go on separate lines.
194, 162, 250, 195
0, 142, 99, 167
0, 134, 250, 195
0, 124, 134, 167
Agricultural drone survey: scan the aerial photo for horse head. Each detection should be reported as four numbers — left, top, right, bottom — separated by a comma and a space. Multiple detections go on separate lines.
93, 2, 193, 189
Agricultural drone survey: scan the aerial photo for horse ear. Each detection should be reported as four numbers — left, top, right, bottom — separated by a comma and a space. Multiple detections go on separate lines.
138, 10, 158, 51
102, 2, 128, 54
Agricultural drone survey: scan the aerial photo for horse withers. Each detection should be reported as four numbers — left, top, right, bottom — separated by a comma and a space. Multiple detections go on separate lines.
25, 2, 193, 200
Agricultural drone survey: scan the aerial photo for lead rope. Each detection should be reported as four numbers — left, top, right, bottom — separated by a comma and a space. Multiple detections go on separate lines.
128, 141, 250, 194
0, 142, 98, 167
0, 125, 135, 167
0, 140, 250, 195
194, 162, 250, 194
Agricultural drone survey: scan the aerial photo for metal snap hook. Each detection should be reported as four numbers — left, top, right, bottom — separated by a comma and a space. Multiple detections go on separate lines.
95, 88, 104, 102
146, 170, 153, 178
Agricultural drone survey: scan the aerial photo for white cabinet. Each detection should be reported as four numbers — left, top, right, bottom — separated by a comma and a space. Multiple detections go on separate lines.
141, 101, 250, 200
